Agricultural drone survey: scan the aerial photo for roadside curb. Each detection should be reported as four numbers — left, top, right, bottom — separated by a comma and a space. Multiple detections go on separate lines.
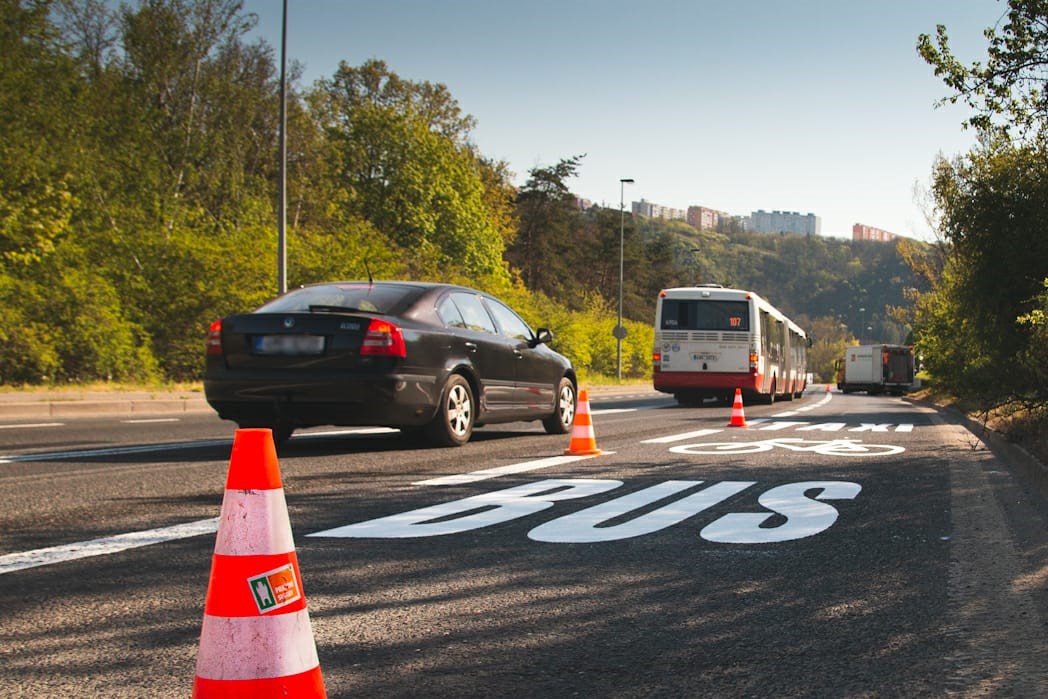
0, 395, 210, 418
907, 396, 1048, 501
0, 383, 658, 420
952, 409, 1048, 501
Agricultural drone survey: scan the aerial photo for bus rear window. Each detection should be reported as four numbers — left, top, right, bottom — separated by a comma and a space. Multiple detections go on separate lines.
661, 300, 750, 331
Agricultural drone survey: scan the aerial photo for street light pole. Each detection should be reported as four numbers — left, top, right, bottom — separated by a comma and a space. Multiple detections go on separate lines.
277, 0, 288, 295
617, 178, 634, 381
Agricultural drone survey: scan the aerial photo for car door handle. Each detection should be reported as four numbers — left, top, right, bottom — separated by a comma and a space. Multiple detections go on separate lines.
464, 342, 478, 353
513, 349, 524, 359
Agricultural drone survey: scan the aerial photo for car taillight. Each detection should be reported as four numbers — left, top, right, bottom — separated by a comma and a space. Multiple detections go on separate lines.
207, 320, 223, 355
360, 319, 406, 357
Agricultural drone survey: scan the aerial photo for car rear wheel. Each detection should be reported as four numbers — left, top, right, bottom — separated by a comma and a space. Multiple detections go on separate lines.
426, 374, 475, 446
543, 377, 576, 434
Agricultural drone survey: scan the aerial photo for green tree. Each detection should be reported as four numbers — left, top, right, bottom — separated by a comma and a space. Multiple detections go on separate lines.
308, 59, 508, 280
918, 0, 1048, 139
0, 0, 79, 267
508, 155, 585, 296
914, 146, 1048, 402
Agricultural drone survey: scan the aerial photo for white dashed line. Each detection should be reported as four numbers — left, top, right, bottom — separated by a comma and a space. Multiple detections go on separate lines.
0, 518, 220, 575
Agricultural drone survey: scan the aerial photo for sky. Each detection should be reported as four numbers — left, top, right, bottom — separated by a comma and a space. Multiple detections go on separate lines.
247, 0, 1003, 241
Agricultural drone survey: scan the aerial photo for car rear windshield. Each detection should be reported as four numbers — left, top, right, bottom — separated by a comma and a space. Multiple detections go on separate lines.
256, 283, 423, 315
661, 299, 750, 331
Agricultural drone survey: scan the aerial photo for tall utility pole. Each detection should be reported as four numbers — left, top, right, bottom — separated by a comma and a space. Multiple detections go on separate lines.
277, 0, 288, 295
617, 178, 634, 381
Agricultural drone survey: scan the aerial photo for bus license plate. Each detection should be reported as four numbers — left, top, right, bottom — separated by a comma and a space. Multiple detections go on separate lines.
692, 352, 719, 361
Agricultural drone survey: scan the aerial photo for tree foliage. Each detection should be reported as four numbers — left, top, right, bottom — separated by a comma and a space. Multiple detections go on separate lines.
1, 0, 931, 387
916, 2, 1048, 410
918, 0, 1048, 140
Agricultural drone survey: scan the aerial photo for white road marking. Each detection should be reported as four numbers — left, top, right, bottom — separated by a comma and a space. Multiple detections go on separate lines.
0, 427, 404, 464
0, 439, 232, 464
0, 422, 63, 430
590, 408, 638, 416
0, 518, 219, 575
642, 428, 723, 444
303, 427, 400, 437
122, 418, 179, 424
415, 453, 610, 486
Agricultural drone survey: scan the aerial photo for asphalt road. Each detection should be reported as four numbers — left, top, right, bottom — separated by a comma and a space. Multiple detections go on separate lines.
1, 387, 1045, 697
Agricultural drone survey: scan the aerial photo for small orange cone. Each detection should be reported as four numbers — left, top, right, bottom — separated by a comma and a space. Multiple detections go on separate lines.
564, 388, 603, 455
727, 388, 748, 427
193, 429, 326, 698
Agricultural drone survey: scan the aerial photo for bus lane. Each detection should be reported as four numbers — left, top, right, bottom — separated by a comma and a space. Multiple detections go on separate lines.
297, 390, 984, 696
311, 390, 933, 546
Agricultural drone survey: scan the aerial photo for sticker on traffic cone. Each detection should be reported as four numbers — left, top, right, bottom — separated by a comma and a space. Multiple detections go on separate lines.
193, 428, 326, 698
564, 388, 603, 455
727, 388, 748, 427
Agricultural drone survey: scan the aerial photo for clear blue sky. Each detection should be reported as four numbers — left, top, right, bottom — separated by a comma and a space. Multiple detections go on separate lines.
249, 0, 1003, 241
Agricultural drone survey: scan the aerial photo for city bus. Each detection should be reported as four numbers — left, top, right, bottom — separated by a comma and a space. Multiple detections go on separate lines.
653, 285, 810, 405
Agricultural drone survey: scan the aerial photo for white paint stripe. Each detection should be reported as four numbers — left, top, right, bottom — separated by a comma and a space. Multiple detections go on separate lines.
772, 411, 799, 417
215, 489, 295, 556
0, 438, 232, 464
0, 422, 63, 430
415, 454, 608, 486
302, 427, 399, 437
590, 408, 638, 415
195, 610, 320, 680
0, 427, 404, 464
0, 518, 219, 575
122, 418, 179, 424
642, 428, 723, 444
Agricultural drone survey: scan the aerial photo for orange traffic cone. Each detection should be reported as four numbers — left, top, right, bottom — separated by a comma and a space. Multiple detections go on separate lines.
727, 388, 748, 427
193, 428, 326, 698
564, 388, 603, 455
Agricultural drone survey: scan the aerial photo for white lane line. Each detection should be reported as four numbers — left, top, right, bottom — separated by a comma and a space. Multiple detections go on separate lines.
0, 427, 405, 464
302, 427, 400, 437
642, 428, 723, 444
591, 408, 638, 416
0, 439, 233, 464
415, 453, 611, 486
122, 418, 179, 424
0, 422, 63, 430
0, 518, 219, 575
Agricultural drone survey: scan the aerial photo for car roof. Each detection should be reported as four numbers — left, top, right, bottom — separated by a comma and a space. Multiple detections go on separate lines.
299, 280, 471, 292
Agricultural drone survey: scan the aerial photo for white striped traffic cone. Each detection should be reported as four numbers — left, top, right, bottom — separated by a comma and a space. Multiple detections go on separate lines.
564, 388, 603, 455
192, 428, 326, 698
727, 388, 748, 427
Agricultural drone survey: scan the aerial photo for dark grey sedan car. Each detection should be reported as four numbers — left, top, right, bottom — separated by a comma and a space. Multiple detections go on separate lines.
204, 281, 578, 446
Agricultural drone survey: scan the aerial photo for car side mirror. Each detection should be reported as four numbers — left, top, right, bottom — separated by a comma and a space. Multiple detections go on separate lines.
534, 327, 554, 346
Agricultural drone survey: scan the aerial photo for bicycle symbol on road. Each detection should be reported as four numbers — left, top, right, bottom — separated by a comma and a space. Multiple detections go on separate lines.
670, 437, 905, 457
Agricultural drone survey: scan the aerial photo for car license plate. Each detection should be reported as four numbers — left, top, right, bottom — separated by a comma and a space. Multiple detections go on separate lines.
253, 334, 325, 355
